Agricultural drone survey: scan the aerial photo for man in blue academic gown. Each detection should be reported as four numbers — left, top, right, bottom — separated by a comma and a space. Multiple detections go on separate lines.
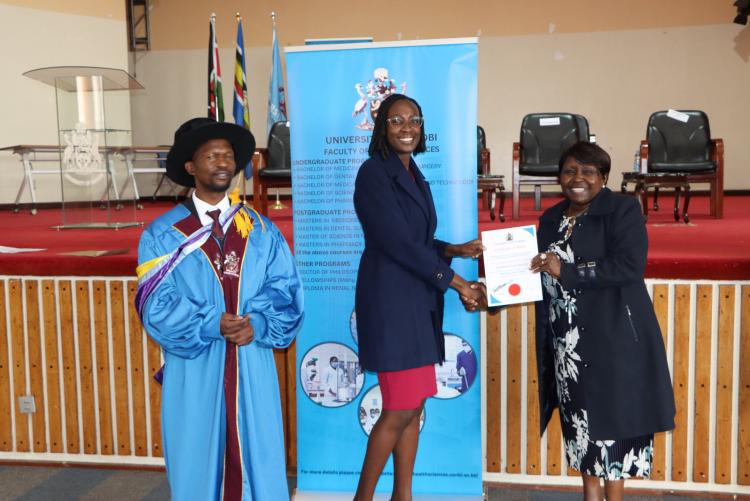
136, 117, 304, 500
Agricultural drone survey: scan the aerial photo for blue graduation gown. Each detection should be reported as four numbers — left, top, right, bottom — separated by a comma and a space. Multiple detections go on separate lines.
137, 203, 304, 500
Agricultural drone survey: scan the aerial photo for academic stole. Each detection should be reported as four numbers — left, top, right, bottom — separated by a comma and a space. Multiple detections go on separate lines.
174, 215, 247, 499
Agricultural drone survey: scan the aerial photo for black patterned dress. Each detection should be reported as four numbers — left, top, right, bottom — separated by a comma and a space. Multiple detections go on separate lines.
542, 213, 654, 480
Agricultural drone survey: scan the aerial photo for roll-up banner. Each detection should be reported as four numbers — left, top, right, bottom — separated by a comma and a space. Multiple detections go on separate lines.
287, 38, 480, 498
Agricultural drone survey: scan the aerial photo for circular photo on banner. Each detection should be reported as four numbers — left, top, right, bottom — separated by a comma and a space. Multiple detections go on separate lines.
300, 342, 364, 408
350, 308, 358, 345
358, 385, 425, 436
433, 333, 478, 399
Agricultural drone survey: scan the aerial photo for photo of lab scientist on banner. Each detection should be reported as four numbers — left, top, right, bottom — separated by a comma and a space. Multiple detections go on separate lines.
434, 334, 478, 399
300, 342, 365, 407
358, 385, 425, 436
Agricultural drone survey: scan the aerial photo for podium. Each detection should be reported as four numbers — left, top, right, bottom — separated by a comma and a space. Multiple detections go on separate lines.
24, 66, 144, 229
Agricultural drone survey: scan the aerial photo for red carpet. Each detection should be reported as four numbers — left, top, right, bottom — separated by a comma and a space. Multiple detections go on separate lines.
1, 194, 748, 279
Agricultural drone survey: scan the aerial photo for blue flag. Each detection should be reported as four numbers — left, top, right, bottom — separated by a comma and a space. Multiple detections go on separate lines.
267, 18, 287, 133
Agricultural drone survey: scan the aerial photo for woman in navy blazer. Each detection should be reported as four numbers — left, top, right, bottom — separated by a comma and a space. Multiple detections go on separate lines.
352, 94, 485, 501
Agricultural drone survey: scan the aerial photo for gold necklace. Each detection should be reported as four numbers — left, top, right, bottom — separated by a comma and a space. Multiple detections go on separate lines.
562, 207, 588, 239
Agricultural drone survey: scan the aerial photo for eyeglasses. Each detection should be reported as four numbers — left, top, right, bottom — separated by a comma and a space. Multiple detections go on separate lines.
386, 115, 424, 128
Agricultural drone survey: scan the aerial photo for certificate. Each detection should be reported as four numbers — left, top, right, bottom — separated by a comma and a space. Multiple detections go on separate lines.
481, 225, 542, 307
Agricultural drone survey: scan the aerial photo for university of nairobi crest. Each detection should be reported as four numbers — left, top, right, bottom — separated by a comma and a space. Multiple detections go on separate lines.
352, 67, 407, 130
223, 251, 240, 277
62, 122, 105, 186
213, 251, 240, 277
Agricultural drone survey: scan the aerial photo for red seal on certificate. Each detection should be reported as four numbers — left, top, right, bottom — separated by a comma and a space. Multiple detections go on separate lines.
508, 283, 521, 296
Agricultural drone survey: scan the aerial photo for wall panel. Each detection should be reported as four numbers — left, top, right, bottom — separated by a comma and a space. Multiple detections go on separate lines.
506, 307, 522, 473
126, 281, 148, 457
58, 280, 79, 453
715, 285, 735, 484
25, 281, 46, 453
9, 279, 29, 452
672, 284, 691, 481
41, 279, 62, 453
0, 280, 11, 451
486, 310, 501, 473
652, 284, 669, 481
739, 286, 750, 486
75, 280, 97, 454
693, 285, 712, 482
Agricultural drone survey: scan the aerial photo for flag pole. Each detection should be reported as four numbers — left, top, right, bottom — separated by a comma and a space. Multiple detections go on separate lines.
268, 11, 286, 210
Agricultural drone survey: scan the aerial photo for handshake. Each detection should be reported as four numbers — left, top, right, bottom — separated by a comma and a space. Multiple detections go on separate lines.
458, 281, 487, 312
445, 239, 489, 313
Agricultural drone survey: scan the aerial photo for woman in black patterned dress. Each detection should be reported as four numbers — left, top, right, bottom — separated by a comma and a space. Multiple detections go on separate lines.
530, 142, 675, 501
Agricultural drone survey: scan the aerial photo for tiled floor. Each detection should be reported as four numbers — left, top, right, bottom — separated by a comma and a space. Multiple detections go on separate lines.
0, 465, 741, 500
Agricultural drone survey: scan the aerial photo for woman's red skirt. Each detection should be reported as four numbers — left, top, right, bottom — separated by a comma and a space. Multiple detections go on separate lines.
377, 364, 437, 410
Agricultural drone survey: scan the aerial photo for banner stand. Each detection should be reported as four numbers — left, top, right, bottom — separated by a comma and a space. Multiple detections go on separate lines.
288, 38, 481, 498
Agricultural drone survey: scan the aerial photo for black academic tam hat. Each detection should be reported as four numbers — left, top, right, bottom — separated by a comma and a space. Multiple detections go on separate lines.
165, 117, 256, 187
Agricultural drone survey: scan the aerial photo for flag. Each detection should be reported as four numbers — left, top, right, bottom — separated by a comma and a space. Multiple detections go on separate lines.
233, 16, 253, 179
267, 15, 287, 132
233, 17, 250, 130
208, 14, 225, 122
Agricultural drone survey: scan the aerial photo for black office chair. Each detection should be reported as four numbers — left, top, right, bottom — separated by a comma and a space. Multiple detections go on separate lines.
252, 121, 291, 214
476, 125, 505, 221
639, 110, 724, 218
511, 113, 589, 219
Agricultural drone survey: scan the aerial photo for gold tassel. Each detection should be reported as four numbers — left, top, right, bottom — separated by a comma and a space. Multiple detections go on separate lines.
229, 187, 242, 206
229, 187, 254, 238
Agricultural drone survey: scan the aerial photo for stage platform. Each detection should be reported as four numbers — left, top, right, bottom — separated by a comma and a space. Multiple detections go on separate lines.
1, 194, 748, 279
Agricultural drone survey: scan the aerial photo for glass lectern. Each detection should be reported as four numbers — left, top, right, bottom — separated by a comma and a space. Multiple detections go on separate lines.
24, 66, 144, 229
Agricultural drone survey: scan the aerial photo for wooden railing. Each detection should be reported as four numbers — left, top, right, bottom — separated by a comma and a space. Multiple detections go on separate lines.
0, 276, 747, 495
483, 282, 750, 494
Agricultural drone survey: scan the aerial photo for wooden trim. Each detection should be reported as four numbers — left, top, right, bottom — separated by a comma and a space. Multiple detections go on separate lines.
672, 284, 691, 481
486, 310, 501, 472
92, 281, 113, 456
545, 409, 562, 475
715, 285, 735, 484
525, 307, 540, 475
146, 337, 163, 458
693, 285, 712, 482
58, 281, 79, 454
739, 286, 750, 485
9, 279, 29, 452
127, 281, 148, 457
506, 306, 522, 473
41, 280, 62, 453
25, 280, 46, 453
0, 280, 11, 452
110, 281, 131, 456
652, 284, 669, 480
75, 280, 97, 455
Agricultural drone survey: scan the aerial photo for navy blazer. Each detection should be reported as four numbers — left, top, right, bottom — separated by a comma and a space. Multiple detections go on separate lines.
535, 188, 675, 440
354, 152, 454, 372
